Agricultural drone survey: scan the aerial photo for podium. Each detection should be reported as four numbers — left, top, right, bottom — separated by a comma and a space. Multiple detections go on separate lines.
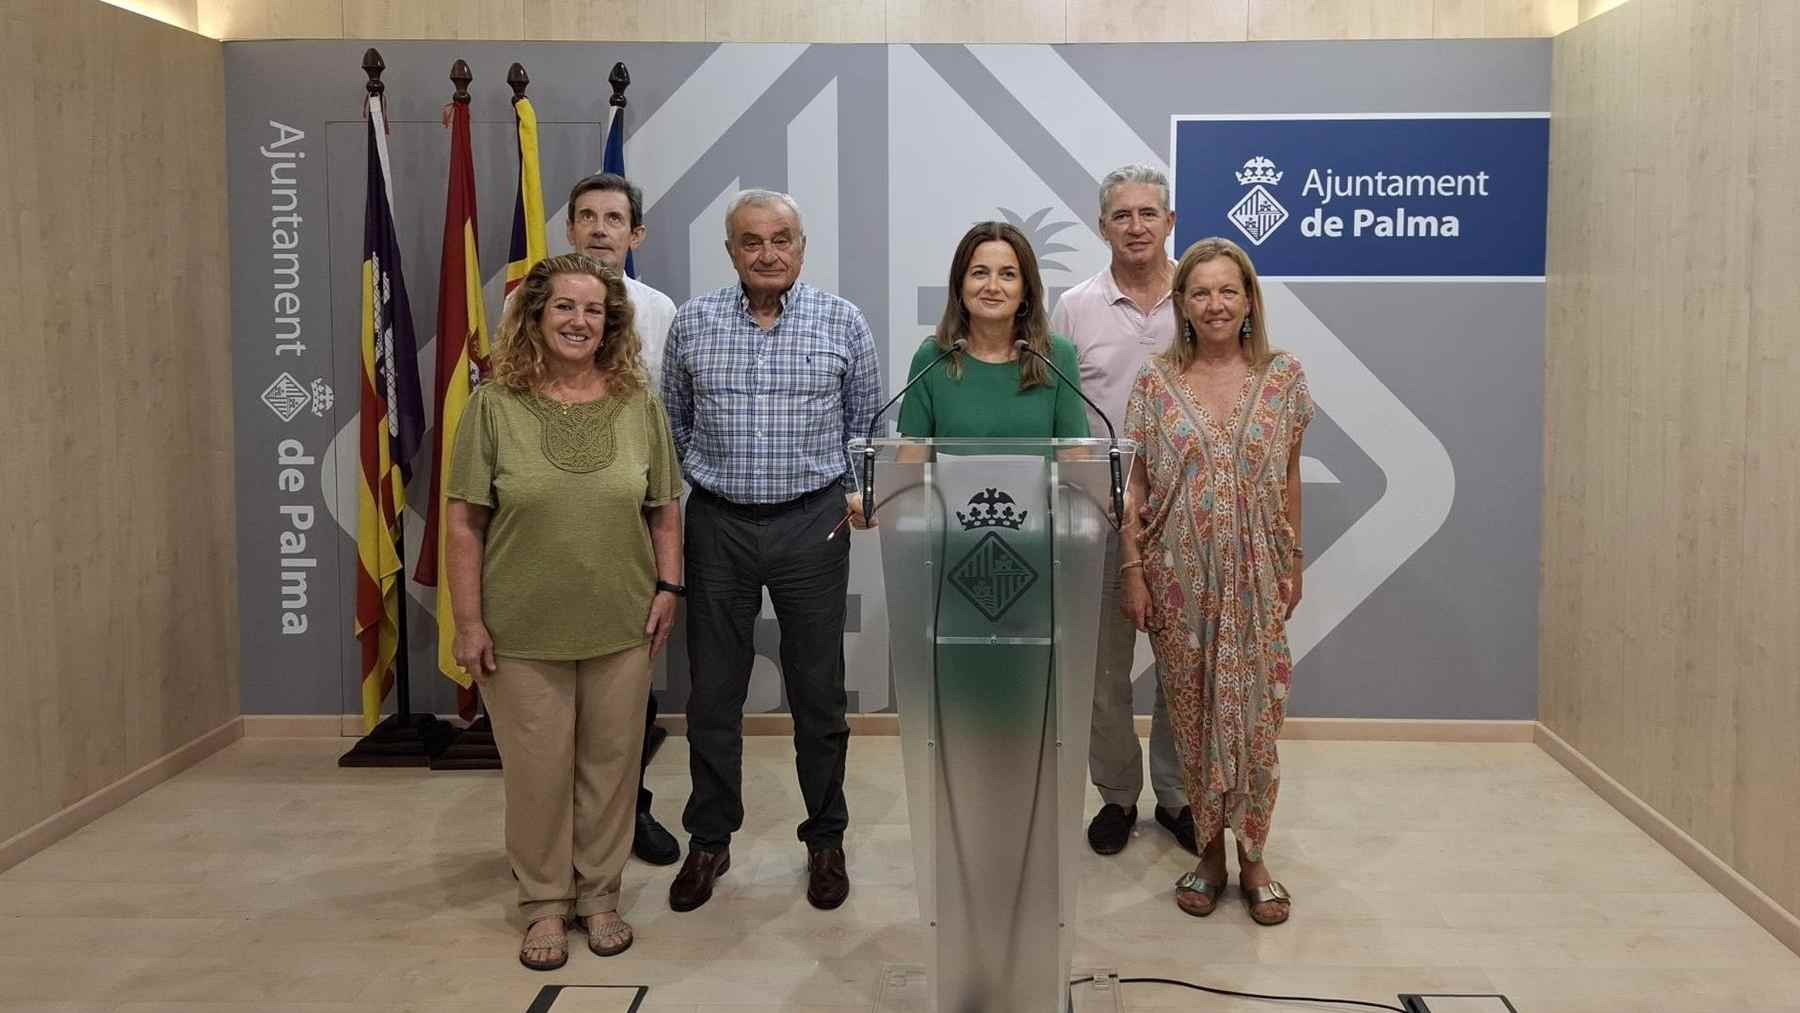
856, 438, 1132, 1013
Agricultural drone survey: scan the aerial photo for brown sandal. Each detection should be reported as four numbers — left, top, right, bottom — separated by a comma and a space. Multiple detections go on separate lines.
1174, 871, 1225, 917
584, 914, 634, 957
519, 918, 569, 971
1242, 880, 1291, 926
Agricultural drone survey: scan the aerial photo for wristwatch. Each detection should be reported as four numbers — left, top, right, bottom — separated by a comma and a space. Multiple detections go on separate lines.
655, 580, 688, 598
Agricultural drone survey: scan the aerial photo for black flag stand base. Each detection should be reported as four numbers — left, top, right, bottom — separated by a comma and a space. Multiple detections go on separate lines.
431, 690, 502, 770
337, 509, 451, 767
339, 712, 455, 768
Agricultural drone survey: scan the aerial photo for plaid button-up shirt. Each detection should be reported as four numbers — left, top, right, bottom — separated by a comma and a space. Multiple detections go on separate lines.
661, 282, 881, 505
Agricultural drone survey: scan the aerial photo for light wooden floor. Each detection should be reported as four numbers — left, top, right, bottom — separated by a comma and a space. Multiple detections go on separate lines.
2, 736, 1797, 1013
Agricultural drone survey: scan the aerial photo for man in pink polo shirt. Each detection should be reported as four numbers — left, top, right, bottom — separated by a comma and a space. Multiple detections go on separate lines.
1051, 164, 1194, 857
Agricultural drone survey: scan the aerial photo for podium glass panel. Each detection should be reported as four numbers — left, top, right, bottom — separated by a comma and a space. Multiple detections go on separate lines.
856, 438, 1131, 1013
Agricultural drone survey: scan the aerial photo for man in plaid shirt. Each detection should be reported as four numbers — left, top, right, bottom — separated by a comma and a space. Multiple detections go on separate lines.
660, 189, 879, 915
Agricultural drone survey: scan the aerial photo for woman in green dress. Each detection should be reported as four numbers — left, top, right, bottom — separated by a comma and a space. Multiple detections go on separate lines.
896, 220, 1089, 440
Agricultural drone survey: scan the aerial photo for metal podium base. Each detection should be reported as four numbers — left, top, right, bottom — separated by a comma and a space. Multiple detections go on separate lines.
873, 965, 1123, 1013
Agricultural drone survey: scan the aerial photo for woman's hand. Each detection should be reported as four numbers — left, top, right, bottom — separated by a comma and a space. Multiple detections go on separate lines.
453, 621, 498, 676
645, 590, 679, 657
1120, 568, 1153, 632
1283, 566, 1303, 620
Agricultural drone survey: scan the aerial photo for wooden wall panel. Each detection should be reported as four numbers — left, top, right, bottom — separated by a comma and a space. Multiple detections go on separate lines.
0, 0, 238, 845
185, 0, 1600, 40
1248, 0, 1435, 40
705, 0, 884, 42
1543, 0, 1800, 923
94, 0, 200, 33
1435, 0, 1576, 36
1734, 0, 1800, 914
1066, 0, 1249, 42
523, 0, 706, 42
1578, 0, 1632, 22
888, 0, 1065, 42
342, 0, 523, 40
196, 0, 341, 39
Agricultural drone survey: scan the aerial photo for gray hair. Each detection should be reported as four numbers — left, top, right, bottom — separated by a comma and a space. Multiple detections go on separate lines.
724, 189, 805, 240
1098, 164, 1170, 216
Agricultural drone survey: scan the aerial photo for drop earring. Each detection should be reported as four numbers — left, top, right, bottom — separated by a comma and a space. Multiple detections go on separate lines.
1240, 315, 1253, 338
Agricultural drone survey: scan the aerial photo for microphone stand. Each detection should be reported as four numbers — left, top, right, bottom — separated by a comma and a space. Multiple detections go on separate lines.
860, 338, 966, 520
1013, 339, 1125, 529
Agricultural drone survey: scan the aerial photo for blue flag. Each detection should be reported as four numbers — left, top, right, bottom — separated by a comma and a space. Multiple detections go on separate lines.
603, 105, 635, 279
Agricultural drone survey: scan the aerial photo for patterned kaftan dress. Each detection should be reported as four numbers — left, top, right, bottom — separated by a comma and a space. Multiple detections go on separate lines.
1122, 352, 1314, 861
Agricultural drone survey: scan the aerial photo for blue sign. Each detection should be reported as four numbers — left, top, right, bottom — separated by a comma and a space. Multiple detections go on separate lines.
1171, 115, 1549, 278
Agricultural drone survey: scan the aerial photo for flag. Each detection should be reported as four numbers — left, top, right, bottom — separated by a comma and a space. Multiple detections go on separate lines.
603, 104, 636, 279
414, 94, 489, 699
354, 93, 427, 731
503, 94, 546, 295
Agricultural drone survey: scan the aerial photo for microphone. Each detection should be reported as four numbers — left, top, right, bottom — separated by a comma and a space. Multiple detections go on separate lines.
860, 338, 967, 520
1013, 339, 1125, 528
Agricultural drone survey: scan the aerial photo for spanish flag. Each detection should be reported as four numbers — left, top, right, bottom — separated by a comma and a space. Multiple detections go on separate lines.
355, 92, 426, 730
503, 92, 547, 295
413, 90, 489, 696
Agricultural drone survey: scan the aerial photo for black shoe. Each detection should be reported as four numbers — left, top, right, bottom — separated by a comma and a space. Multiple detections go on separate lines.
1086, 803, 1137, 855
669, 845, 730, 912
633, 809, 681, 866
1155, 804, 1198, 854
806, 846, 849, 910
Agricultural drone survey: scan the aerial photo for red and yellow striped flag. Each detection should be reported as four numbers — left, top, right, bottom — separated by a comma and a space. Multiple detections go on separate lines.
413, 91, 489, 696
355, 92, 426, 730
503, 93, 547, 295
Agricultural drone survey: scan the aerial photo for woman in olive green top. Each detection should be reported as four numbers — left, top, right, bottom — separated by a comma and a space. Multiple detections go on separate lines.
896, 220, 1090, 439
446, 253, 683, 970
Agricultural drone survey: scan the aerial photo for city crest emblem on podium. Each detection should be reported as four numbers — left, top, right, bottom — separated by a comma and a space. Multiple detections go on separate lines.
948, 488, 1038, 623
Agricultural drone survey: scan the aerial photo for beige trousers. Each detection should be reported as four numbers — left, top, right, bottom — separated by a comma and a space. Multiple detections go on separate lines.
480, 644, 653, 924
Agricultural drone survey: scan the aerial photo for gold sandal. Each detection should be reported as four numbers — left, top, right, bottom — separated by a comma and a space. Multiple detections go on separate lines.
585, 914, 634, 957
519, 918, 569, 971
1174, 871, 1225, 917
1242, 880, 1291, 926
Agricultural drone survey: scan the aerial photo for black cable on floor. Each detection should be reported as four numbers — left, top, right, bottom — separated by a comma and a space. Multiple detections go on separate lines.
1071, 975, 1407, 1013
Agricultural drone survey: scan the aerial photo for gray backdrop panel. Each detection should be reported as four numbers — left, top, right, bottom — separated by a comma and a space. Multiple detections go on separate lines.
223, 40, 1547, 720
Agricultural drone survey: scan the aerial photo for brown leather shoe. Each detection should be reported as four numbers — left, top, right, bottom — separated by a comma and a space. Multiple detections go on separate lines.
806, 846, 849, 910
669, 845, 729, 912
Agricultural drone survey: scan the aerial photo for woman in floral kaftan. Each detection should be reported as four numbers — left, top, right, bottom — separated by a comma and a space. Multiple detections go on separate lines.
1119, 237, 1314, 926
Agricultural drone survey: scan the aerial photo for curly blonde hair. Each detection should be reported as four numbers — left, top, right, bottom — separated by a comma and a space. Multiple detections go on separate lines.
492, 253, 644, 393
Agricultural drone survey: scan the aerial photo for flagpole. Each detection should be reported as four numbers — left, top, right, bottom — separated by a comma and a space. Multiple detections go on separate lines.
605, 62, 636, 279
340, 48, 451, 767
429, 61, 541, 772
430, 59, 549, 773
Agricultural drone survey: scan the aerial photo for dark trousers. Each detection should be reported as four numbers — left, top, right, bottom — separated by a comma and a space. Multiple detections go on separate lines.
681, 484, 851, 851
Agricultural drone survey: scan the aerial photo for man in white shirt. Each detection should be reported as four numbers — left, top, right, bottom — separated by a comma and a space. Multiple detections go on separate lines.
1050, 164, 1194, 857
564, 173, 677, 386
563, 172, 682, 867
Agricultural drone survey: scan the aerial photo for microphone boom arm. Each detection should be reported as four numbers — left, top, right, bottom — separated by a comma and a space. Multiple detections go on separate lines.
1013, 339, 1126, 530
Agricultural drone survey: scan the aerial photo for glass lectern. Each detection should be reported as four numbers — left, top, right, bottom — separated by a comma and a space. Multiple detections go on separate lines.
856, 437, 1133, 1013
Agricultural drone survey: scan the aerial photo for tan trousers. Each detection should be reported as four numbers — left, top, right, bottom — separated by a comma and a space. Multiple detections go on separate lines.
480, 644, 653, 924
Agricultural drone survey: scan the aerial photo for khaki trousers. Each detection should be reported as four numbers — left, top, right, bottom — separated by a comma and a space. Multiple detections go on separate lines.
1090, 537, 1187, 810
481, 644, 653, 923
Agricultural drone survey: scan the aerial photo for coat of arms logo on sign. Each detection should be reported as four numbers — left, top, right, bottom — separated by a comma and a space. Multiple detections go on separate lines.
1228, 156, 1288, 246
947, 488, 1038, 623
